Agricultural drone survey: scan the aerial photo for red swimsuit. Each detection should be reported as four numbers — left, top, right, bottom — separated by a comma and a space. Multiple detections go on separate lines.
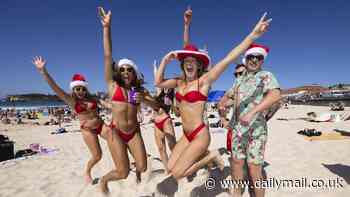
175, 91, 207, 103
110, 85, 138, 143
175, 80, 208, 142
111, 85, 127, 103
109, 122, 137, 143
75, 100, 103, 135
154, 116, 170, 132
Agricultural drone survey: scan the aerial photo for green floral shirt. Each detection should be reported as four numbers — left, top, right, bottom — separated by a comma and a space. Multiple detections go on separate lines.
228, 70, 280, 135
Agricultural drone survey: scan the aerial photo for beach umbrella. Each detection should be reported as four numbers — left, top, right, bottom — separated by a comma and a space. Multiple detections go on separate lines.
207, 90, 225, 103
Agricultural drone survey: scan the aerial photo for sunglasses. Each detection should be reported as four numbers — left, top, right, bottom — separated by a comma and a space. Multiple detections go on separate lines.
74, 87, 87, 92
234, 71, 244, 77
119, 67, 134, 73
246, 55, 264, 61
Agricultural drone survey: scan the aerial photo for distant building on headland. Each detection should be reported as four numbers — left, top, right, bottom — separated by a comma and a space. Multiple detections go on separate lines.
282, 83, 350, 97
281, 83, 350, 106
328, 83, 350, 90
282, 84, 329, 96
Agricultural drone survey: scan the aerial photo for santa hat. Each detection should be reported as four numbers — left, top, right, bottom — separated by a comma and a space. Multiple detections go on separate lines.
175, 44, 211, 69
70, 74, 88, 90
242, 43, 270, 65
115, 58, 142, 80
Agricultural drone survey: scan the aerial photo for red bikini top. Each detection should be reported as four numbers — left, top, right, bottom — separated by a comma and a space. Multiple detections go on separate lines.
74, 100, 97, 114
175, 80, 207, 103
111, 85, 127, 102
175, 91, 207, 103
111, 85, 137, 105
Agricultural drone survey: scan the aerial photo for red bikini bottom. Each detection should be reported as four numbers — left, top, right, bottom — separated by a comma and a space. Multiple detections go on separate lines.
154, 116, 170, 131
109, 122, 137, 143
184, 123, 206, 142
80, 122, 103, 135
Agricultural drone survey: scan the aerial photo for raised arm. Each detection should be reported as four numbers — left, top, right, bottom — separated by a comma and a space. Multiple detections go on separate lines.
183, 6, 192, 47
98, 7, 114, 89
202, 13, 272, 84
32, 56, 74, 106
154, 52, 178, 89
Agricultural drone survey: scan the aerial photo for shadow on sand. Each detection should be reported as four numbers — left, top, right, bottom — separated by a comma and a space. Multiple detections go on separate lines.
322, 163, 350, 184
190, 160, 269, 197
156, 147, 270, 197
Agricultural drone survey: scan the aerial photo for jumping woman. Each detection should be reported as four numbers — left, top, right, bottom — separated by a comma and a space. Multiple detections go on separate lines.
154, 13, 271, 181
98, 7, 159, 194
33, 56, 111, 184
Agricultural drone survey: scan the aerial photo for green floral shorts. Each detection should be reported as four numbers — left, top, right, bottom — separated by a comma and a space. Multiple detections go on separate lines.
230, 127, 267, 165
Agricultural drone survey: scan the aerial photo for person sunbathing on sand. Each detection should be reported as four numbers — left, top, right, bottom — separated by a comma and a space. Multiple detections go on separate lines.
98, 7, 160, 194
155, 9, 271, 189
306, 111, 350, 122
33, 56, 111, 184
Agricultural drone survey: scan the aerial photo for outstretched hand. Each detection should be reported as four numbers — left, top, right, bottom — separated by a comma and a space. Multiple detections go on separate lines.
249, 12, 272, 40
98, 7, 112, 27
184, 6, 192, 26
32, 56, 46, 73
162, 51, 178, 65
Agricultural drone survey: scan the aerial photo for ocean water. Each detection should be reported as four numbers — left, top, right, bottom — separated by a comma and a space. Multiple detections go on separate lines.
0, 100, 66, 110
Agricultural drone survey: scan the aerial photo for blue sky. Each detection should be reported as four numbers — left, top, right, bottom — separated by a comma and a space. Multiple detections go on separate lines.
1, 0, 349, 97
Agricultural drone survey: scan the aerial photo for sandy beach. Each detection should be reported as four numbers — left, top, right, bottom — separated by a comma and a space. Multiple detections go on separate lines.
1, 105, 349, 197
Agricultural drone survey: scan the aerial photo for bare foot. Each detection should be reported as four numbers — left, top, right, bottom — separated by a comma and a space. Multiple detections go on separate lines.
84, 173, 93, 184
99, 177, 110, 195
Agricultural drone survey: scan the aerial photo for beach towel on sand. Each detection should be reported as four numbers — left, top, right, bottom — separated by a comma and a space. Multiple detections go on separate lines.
303, 131, 350, 141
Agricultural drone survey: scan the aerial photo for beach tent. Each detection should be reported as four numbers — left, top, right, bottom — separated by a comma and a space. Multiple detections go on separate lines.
207, 90, 225, 103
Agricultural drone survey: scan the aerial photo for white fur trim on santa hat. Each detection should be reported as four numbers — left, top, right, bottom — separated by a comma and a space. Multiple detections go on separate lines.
244, 47, 268, 58
173, 50, 211, 68
118, 58, 142, 79
70, 81, 88, 90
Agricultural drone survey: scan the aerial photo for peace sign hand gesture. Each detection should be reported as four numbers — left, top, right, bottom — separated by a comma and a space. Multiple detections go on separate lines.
184, 6, 192, 26
98, 7, 112, 28
249, 12, 272, 40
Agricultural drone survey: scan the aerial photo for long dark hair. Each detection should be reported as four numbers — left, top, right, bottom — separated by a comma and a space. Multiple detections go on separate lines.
112, 61, 143, 89
155, 88, 175, 114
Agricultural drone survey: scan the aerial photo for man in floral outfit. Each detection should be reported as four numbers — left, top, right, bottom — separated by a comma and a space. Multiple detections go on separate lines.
226, 43, 281, 197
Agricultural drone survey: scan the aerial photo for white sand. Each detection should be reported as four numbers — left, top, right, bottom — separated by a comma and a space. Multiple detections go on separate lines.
0, 105, 349, 197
